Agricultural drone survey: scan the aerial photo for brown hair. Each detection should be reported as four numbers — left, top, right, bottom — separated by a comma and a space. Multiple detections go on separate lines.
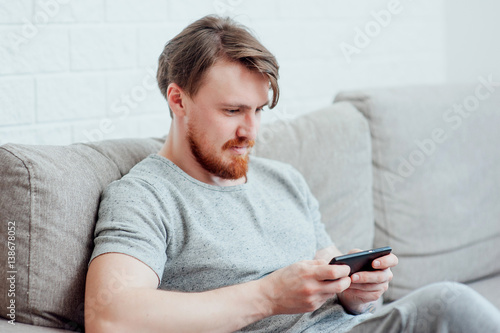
157, 15, 279, 117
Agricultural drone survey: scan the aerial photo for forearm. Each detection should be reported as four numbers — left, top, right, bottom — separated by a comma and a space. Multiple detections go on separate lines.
87, 279, 271, 333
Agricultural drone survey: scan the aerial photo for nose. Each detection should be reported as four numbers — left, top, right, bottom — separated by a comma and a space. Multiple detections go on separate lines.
236, 111, 260, 141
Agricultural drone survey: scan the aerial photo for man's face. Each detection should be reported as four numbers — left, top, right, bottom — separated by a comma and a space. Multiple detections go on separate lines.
184, 60, 270, 180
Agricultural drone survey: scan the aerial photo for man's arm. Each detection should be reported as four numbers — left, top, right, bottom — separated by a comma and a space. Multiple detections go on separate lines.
85, 253, 352, 333
315, 244, 398, 315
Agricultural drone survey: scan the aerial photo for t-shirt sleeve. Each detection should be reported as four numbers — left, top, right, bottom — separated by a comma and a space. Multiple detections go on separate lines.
89, 176, 167, 283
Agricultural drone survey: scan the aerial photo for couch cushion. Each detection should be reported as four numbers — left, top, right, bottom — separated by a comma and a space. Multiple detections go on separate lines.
335, 82, 500, 303
0, 138, 163, 330
254, 102, 374, 253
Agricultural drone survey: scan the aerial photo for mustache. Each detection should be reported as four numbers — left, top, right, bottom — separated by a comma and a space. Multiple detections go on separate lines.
222, 138, 255, 151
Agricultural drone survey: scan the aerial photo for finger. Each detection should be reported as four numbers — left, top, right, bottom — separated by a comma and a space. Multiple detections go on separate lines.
320, 277, 352, 294
351, 269, 393, 284
347, 248, 363, 254
315, 264, 350, 281
346, 281, 388, 293
372, 253, 398, 270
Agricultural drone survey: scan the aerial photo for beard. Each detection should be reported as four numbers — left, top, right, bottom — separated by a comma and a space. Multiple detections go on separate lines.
187, 126, 255, 180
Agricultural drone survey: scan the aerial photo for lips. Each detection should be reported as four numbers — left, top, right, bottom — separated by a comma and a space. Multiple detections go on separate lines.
223, 138, 255, 154
230, 146, 248, 155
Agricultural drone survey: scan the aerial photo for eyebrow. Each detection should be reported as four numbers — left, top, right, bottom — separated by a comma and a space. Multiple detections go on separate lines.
220, 101, 270, 110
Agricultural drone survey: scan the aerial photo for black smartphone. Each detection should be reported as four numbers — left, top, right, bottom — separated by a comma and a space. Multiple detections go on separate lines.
329, 246, 392, 275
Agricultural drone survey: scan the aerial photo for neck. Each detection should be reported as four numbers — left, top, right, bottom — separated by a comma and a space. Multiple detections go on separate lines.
158, 127, 247, 187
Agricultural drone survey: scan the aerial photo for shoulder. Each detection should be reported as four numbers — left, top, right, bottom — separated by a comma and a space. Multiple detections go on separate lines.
102, 155, 173, 201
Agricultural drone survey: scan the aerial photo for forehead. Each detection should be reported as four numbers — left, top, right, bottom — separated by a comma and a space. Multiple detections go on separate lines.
194, 60, 269, 105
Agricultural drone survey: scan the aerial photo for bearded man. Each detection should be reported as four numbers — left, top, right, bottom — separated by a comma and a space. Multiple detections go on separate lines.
84, 15, 500, 333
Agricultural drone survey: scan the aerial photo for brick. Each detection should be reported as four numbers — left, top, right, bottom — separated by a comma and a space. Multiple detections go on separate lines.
72, 120, 107, 143
0, 0, 32, 23
136, 114, 171, 139
0, 27, 69, 75
278, 60, 335, 99
204, 0, 276, 19
73, 116, 139, 143
33, 0, 104, 23
36, 74, 106, 122
0, 77, 35, 126
0, 123, 72, 146
326, 0, 393, 18
70, 27, 136, 70
168, 0, 217, 21
277, 0, 330, 19
334, 18, 444, 60
0, 127, 36, 145
399, 0, 445, 17
252, 20, 337, 61
106, 0, 168, 22
331, 53, 446, 90
230, 0, 277, 19
105, 68, 167, 118
137, 23, 182, 67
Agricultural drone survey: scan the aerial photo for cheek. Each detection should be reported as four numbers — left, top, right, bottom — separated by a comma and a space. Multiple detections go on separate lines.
213, 117, 239, 137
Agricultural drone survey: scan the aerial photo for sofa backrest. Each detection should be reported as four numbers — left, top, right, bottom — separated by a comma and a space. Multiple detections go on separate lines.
336, 82, 500, 302
0, 102, 373, 330
0, 138, 164, 331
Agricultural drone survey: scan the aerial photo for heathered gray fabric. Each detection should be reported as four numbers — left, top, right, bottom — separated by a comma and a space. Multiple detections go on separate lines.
0, 137, 162, 330
90, 154, 371, 332
348, 282, 500, 333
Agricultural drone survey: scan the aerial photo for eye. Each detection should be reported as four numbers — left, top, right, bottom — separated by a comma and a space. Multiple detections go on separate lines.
225, 109, 239, 114
256, 107, 266, 113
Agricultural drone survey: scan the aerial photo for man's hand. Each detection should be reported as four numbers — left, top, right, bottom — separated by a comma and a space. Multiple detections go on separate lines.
259, 260, 352, 315
337, 249, 398, 314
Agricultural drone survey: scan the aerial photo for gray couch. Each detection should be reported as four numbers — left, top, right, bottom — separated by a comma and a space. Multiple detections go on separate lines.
1, 84, 499, 332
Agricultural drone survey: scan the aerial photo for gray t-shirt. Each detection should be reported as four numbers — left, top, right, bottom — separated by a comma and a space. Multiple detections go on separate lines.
90, 154, 370, 332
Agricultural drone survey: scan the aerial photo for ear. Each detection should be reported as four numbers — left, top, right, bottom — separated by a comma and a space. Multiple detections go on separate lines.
167, 83, 186, 117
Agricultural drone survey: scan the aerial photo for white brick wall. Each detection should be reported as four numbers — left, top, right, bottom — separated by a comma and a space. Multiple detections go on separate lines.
0, 0, 450, 145
445, 0, 500, 84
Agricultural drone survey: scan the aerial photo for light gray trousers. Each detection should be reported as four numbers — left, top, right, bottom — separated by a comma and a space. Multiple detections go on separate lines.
348, 282, 500, 333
